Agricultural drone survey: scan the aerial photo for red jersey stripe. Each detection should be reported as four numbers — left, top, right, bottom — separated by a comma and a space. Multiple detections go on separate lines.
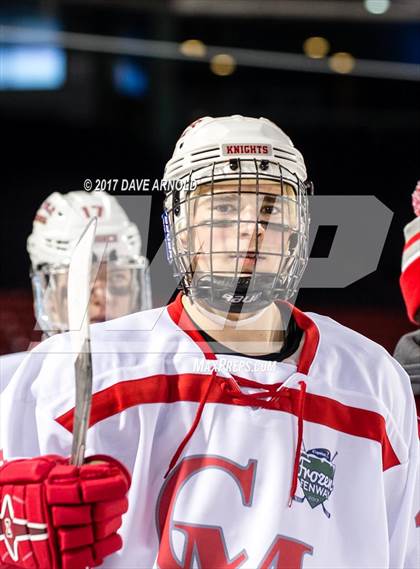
289, 305, 320, 374
166, 294, 217, 361
56, 372, 399, 471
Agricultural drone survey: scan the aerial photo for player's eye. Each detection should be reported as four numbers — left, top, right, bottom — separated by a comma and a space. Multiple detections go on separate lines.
213, 203, 237, 214
260, 205, 280, 215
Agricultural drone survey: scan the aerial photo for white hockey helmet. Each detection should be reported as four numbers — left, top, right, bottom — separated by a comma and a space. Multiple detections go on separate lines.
164, 115, 308, 186
28, 191, 152, 334
163, 115, 312, 312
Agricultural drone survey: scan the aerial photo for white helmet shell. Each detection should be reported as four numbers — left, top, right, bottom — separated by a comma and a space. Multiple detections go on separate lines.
27, 191, 142, 269
164, 115, 307, 188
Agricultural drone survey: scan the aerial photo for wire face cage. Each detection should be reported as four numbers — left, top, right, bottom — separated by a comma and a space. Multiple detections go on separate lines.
163, 157, 311, 313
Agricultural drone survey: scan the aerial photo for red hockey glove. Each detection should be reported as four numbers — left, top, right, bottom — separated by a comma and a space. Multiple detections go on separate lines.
0, 455, 130, 569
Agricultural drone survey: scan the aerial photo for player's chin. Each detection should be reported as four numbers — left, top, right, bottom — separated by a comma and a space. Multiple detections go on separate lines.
90, 315, 106, 324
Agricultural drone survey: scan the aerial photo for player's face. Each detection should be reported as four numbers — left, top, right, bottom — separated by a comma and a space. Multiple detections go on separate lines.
88, 263, 133, 323
184, 180, 298, 277
47, 262, 134, 328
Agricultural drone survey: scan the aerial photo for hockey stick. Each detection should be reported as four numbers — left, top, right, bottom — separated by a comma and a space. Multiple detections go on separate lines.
68, 217, 97, 467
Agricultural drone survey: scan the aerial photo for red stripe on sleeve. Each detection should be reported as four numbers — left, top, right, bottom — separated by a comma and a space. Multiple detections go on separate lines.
403, 231, 420, 251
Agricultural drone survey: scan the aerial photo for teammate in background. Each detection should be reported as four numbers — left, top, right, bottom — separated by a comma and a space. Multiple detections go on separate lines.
394, 181, 420, 429
0, 191, 152, 390
0, 117, 418, 569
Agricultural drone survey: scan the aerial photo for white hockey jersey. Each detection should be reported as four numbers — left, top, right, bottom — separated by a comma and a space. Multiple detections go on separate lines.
0, 351, 27, 394
0, 351, 28, 464
2, 294, 419, 568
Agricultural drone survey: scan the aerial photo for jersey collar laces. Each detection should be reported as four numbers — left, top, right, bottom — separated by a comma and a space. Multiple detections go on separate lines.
163, 370, 307, 508
163, 293, 319, 508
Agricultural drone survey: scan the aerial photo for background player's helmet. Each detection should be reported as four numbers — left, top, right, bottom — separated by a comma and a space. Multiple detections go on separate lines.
163, 115, 312, 312
28, 191, 152, 335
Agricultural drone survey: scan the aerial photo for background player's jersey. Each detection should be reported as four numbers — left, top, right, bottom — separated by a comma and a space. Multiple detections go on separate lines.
2, 294, 418, 569
0, 351, 27, 464
0, 351, 27, 394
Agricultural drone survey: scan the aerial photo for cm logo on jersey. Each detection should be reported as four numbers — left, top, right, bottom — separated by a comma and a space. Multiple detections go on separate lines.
156, 455, 313, 569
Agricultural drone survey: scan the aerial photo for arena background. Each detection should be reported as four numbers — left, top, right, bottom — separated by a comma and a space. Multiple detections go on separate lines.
1, 0, 419, 354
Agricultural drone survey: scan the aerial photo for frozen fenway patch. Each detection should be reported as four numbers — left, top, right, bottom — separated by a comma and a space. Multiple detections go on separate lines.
222, 143, 272, 155
293, 447, 337, 518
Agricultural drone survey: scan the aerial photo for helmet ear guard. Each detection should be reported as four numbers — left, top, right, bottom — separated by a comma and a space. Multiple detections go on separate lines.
163, 115, 313, 313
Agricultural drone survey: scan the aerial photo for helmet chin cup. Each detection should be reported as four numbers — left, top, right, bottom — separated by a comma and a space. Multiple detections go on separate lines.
192, 274, 281, 313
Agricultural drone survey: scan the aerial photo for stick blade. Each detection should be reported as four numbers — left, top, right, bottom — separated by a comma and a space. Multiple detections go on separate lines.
68, 217, 97, 353
68, 217, 97, 466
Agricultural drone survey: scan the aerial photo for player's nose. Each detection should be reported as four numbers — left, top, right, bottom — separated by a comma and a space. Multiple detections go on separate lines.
237, 223, 266, 257
89, 285, 107, 322
91, 279, 106, 303
239, 219, 266, 239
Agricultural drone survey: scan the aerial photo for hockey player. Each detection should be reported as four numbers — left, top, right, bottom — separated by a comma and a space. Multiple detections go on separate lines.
0, 190, 152, 392
0, 116, 418, 569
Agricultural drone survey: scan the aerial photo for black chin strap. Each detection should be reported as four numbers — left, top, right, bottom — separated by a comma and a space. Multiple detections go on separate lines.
191, 274, 283, 314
